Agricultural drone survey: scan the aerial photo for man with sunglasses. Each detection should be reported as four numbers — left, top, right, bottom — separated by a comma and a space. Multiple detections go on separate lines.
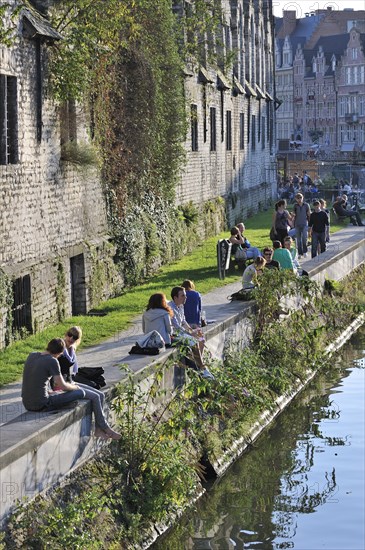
262, 247, 280, 270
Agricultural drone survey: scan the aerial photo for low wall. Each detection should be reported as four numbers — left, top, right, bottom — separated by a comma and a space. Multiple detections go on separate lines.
0, 227, 364, 525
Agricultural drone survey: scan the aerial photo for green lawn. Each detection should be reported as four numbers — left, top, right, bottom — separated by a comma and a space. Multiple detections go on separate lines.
0, 208, 345, 386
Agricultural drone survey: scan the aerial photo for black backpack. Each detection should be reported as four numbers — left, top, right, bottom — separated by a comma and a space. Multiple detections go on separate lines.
73, 367, 106, 389
228, 288, 254, 301
129, 344, 160, 356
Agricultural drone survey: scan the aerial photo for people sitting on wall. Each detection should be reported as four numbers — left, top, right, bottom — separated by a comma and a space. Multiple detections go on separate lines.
21, 338, 121, 440
181, 280, 202, 328
236, 223, 261, 260
333, 196, 364, 226
308, 200, 330, 258
292, 172, 300, 187
262, 247, 280, 270
343, 180, 352, 194
142, 293, 173, 347
272, 240, 295, 271
168, 287, 214, 380
283, 236, 308, 277
309, 183, 318, 198
287, 182, 295, 202
242, 257, 266, 289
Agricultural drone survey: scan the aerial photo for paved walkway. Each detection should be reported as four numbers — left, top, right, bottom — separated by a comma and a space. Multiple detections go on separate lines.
0, 278, 244, 427
1, 223, 364, 428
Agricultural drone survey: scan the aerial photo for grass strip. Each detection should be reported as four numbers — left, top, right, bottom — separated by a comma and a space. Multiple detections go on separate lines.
0, 209, 345, 386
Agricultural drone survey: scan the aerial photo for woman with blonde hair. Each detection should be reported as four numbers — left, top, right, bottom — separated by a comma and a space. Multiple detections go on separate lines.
54, 325, 121, 440
63, 325, 82, 376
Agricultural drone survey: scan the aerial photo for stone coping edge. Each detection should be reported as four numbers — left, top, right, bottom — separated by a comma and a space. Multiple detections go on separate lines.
141, 313, 365, 549
0, 302, 256, 470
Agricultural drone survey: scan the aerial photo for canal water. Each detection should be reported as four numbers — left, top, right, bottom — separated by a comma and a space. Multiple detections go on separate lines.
153, 327, 365, 550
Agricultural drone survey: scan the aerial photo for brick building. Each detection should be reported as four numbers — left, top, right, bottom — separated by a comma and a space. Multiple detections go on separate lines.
275, 7, 365, 156
0, 0, 277, 348
177, 0, 277, 223
0, 3, 118, 347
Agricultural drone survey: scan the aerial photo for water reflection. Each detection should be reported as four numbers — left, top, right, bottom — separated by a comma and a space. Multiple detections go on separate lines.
153, 328, 365, 550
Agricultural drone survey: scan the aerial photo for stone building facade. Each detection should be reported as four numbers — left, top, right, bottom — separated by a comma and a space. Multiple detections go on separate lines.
176, 0, 277, 224
0, 4, 117, 347
0, 0, 277, 348
275, 7, 365, 155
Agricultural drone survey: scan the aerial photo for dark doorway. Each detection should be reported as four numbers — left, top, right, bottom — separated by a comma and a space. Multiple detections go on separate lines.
70, 254, 86, 315
12, 275, 32, 334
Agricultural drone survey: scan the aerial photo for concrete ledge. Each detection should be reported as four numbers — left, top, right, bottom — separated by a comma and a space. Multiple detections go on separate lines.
0, 227, 364, 524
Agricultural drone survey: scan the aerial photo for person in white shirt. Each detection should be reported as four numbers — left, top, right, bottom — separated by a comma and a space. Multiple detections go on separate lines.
168, 287, 214, 380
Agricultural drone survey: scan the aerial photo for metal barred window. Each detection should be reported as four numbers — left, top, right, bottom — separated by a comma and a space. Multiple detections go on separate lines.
0, 74, 18, 165
12, 275, 32, 334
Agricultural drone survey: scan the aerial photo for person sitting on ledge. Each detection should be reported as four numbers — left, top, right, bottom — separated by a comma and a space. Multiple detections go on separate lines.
181, 279, 202, 328
272, 240, 295, 271
142, 293, 173, 347
333, 196, 364, 226
168, 286, 214, 380
242, 256, 266, 289
283, 236, 308, 277
21, 338, 121, 440
262, 247, 280, 270
236, 223, 261, 260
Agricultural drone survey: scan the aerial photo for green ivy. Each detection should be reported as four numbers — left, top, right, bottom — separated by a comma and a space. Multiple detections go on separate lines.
0, 268, 12, 346
111, 194, 225, 287
87, 241, 120, 307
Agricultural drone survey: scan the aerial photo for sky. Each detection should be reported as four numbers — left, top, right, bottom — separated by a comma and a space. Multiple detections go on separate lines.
272, 0, 365, 17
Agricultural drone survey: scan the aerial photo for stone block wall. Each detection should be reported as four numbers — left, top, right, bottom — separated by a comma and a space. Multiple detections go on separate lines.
175, 0, 277, 227
0, 8, 116, 348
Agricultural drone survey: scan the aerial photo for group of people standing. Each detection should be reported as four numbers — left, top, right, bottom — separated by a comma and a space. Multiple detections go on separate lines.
273, 193, 331, 260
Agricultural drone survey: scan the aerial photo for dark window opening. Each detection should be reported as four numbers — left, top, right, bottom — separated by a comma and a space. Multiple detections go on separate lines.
12, 275, 32, 334
203, 86, 207, 143
247, 101, 251, 144
60, 99, 77, 149
210, 107, 217, 151
0, 74, 18, 165
36, 38, 42, 142
251, 115, 256, 151
220, 90, 224, 142
240, 113, 245, 149
262, 116, 265, 149
191, 104, 198, 151
70, 254, 87, 316
226, 110, 232, 150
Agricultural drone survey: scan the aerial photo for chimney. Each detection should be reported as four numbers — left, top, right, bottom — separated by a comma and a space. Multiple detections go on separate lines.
282, 10, 297, 36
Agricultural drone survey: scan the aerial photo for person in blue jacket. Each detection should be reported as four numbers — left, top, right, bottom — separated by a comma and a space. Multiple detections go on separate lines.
181, 280, 202, 328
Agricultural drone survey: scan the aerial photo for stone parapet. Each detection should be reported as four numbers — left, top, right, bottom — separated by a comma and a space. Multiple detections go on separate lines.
0, 227, 364, 525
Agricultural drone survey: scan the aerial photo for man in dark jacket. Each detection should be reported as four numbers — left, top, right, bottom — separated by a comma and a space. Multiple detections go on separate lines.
308, 200, 330, 258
